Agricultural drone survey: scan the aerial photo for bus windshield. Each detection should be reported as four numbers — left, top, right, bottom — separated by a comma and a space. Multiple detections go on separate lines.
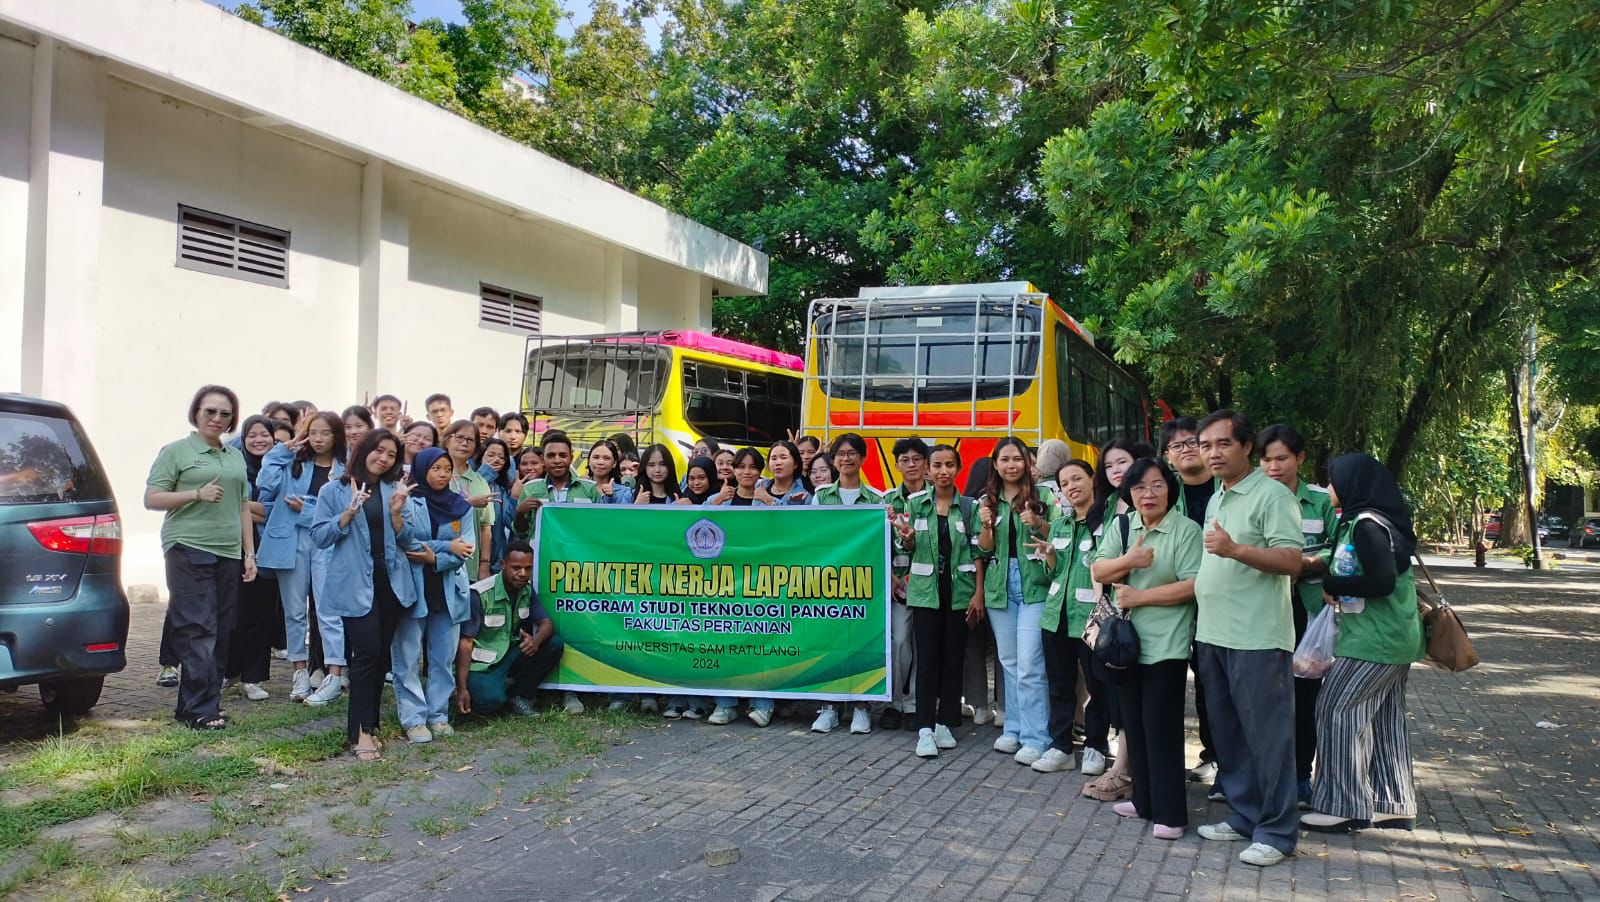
813, 301, 1041, 404
524, 343, 667, 415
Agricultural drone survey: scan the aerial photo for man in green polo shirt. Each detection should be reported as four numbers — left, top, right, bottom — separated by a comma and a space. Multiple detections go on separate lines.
453, 541, 563, 717
1191, 409, 1304, 867
1162, 415, 1220, 786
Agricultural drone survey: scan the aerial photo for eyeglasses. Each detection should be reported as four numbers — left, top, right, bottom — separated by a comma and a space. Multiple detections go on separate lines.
1167, 438, 1200, 451
834, 450, 861, 460
1129, 483, 1167, 496
447, 435, 475, 445
200, 407, 234, 422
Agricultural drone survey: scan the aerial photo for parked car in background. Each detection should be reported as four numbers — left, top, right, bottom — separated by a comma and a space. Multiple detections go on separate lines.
0, 394, 129, 714
1571, 518, 1600, 549
1485, 512, 1501, 543
1539, 515, 1569, 541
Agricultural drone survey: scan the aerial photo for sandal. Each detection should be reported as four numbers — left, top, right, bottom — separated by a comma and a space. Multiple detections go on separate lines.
352, 742, 382, 762
1082, 773, 1133, 801
184, 714, 226, 731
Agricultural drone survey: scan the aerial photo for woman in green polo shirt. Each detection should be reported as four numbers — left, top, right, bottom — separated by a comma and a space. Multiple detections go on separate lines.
1090, 458, 1204, 840
144, 385, 257, 730
1030, 459, 1103, 774
1298, 453, 1424, 834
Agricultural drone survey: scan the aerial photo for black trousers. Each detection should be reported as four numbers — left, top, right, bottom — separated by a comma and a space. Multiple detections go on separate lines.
164, 545, 240, 723
343, 583, 404, 745
1191, 650, 1216, 764
1116, 658, 1189, 828
911, 586, 966, 730
226, 573, 276, 683
1043, 627, 1108, 755
308, 585, 325, 675
158, 612, 177, 668
1292, 598, 1321, 780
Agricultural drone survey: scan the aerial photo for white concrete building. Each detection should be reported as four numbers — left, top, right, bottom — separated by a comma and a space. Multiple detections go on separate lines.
0, 0, 767, 589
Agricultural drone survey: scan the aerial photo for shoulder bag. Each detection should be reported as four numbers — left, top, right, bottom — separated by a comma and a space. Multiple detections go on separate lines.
1411, 554, 1479, 672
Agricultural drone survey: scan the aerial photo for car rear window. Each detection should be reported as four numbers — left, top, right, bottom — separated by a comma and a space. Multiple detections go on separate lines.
0, 410, 112, 504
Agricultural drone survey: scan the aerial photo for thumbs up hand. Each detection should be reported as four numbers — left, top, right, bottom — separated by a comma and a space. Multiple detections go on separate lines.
196, 477, 225, 503
1125, 530, 1155, 569
1204, 523, 1236, 559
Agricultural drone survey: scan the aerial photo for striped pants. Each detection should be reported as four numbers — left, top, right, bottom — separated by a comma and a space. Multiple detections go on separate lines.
1310, 658, 1416, 820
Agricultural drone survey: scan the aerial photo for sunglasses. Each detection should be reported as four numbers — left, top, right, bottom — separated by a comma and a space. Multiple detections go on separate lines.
200, 407, 234, 422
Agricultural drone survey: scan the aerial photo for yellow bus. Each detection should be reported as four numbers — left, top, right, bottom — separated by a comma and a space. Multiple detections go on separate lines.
521, 330, 803, 469
800, 282, 1157, 490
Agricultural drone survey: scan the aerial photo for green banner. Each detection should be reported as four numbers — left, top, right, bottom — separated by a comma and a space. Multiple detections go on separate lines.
534, 505, 890, 700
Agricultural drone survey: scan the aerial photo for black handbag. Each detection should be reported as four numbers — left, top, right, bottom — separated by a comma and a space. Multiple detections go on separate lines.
1094, 609, 1141, 680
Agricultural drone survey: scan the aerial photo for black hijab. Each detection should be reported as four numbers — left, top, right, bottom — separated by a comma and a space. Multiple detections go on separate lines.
1329, 453, 1417, 568
238, 415, 273, 489
682, 456, 718, 505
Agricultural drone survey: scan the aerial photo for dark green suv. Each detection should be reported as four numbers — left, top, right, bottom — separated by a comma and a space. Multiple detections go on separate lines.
0, 394, 129, 714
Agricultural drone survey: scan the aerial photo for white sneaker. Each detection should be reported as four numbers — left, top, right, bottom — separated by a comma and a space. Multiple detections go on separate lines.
993, 708, 1006, 728
1014, 746, 1043, 766
341, 675, 350, 690
708, 705, 736, 725
933, 724, 958, 749
1240, 843, 1287, 867
272, 648, 288, 660
1198, 822, 1249, 842
639, 697, 659, 715
972, 705, 994, 725
562, 692, 585, 715
1081, 747, 1107, 776
304, 671, 343, 706
289, 669, 311, 701
811, 705, 839, 733
405, 724, 433, 744
1189, 760, 1218, 783
993, 734, 1021, 754
960, 703, 976, 720
241, 682, 269, 701
1031, 748, 1074, 773
916, 729, 938, 758
309, 669, 325, 689
849, 706, 872, 734
748, 707, 772, 728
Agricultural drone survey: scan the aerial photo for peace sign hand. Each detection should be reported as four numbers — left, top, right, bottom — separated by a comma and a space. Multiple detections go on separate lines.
390, 478, 414, 513
347, 482, 371, 512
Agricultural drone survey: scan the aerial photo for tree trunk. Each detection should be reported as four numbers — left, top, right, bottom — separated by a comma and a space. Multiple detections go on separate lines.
1499, 367, 1528, 548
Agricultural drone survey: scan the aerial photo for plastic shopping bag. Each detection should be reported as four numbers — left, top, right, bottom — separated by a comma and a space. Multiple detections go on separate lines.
1293, 605, 1337, 679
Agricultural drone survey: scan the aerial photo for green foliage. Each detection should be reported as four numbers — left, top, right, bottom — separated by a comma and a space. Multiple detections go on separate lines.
234, 0, 1600, 492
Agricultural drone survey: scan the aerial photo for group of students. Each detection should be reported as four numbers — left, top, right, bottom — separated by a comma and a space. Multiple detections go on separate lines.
148, 385, 1425, 866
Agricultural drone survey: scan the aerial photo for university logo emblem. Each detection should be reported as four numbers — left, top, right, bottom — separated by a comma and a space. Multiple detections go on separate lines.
686, 518, 725, 559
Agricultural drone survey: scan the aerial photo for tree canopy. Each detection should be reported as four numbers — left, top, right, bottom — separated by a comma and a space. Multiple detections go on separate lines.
235, 0, 1599, 532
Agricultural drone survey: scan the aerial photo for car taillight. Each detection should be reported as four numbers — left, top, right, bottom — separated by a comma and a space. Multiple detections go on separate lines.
26, 514, 122, 555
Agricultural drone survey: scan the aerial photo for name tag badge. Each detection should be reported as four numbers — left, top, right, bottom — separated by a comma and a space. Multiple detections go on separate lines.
953, 519, 965, 534
910, 561, 936, 577
1052, 536, 1070, 549
517, 607, 530, 619
893, 554, 911, 568
470, 646, 498, 663
1301, 518, 1324, 534
914, 518, 929, 531
1049, 580, 1062, 596
957, 563, 977, 573
1079, 538, 1093, 551
483, 614, 507, 628
1076, 588, 1096, 604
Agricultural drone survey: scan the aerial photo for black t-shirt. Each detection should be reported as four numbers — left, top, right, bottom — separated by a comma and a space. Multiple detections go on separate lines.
646, 492, 673, 504
308, 464, 331, 499
362, 490, 390, 591
730, 495, 755, 507
1181, 479, 1216, 529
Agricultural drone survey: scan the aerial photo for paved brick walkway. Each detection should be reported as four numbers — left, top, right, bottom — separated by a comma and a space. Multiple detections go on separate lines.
5, 563, 1597, 900
331, 563, 1600, 900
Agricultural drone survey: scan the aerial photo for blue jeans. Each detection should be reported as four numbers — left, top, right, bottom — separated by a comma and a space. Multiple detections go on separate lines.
712, 696, 774, 713
989, 560, 1050, 751
273, 528, 345, 666
392, 609, 461, 727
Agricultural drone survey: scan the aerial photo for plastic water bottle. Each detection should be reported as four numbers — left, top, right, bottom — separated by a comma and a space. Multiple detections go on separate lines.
1330, 542, 1365, 613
